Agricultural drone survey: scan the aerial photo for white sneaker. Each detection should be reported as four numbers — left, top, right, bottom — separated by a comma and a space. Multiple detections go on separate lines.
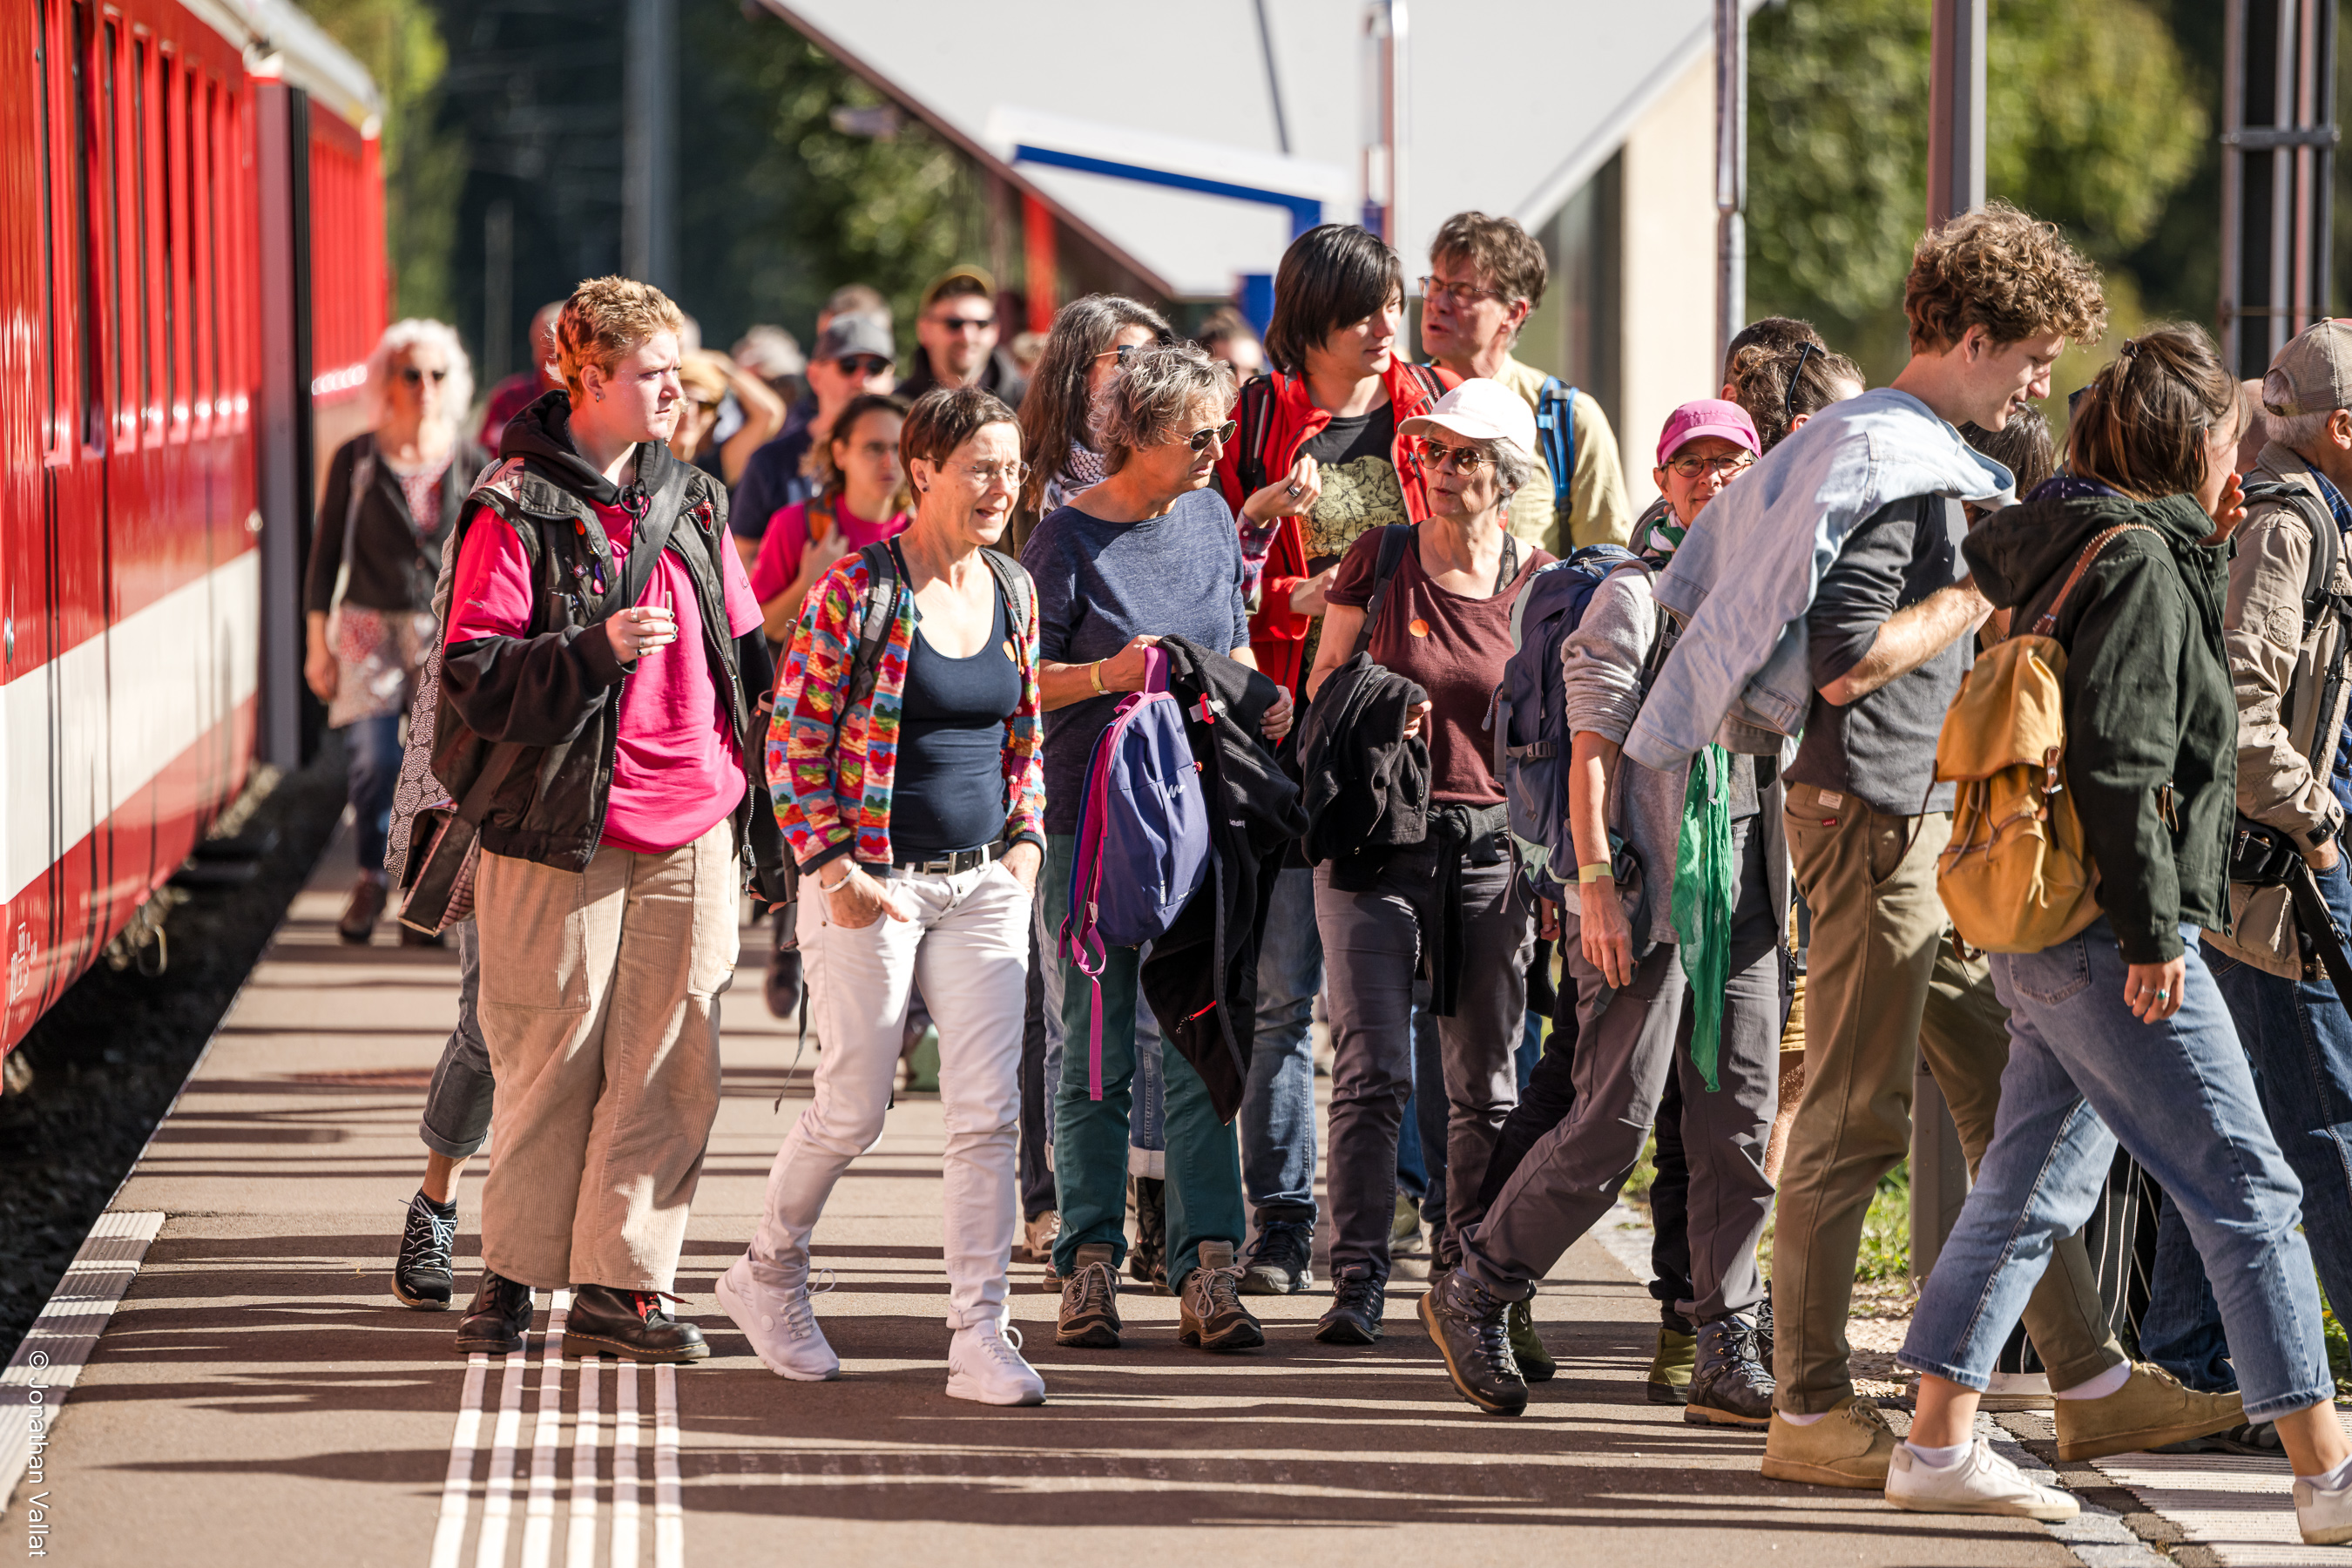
2295, 1474, 2352, 1545
946, 1319, 1045, 1407
715, 1255, 838, 1382
1884, 1439, 2078, 1521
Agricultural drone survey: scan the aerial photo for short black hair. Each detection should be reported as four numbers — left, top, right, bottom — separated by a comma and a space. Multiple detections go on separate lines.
901, 384, 1018, 472
1263, 225, 1404, 375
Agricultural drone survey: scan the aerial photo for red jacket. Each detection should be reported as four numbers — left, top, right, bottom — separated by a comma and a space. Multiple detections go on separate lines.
1213, 359, 1456, 694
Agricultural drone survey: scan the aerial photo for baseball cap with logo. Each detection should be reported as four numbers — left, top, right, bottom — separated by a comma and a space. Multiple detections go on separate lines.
2263, 319, 2352, 416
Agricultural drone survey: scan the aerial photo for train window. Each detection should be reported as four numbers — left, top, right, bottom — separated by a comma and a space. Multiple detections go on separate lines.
102, 18, 124, 446
132, 35, 150, 430
70, 0, 98, 450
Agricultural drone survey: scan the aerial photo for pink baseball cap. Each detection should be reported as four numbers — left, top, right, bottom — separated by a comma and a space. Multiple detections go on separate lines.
1656, 399, 1761, 467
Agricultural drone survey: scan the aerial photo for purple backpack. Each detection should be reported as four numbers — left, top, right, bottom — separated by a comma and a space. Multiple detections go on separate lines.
1060, 646, 1211, 1098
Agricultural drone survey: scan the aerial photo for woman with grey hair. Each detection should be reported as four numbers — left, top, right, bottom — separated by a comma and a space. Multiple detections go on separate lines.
1020, 342, 1293, 1356
1300, 378, 1551, 1348
307, 318, 486, 943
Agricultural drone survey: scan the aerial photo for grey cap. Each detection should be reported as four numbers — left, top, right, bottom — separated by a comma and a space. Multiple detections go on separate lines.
813, 313, 896, 365
2264, 320, 2352, 416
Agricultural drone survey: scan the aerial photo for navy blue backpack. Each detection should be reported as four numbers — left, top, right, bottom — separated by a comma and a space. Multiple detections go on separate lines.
1489, 543, 1640, 902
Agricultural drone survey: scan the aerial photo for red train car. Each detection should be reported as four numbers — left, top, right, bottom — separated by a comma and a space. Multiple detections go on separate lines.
0, 0, 383, 1051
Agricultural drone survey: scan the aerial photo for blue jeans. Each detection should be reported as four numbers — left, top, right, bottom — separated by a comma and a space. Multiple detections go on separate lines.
1240, 867, 1321, 1227
1898, 920, 2331, 1421
342, 712, 403, 873
417, 919, 490, 1159
2141, 1191, 2238, 1391
1036, 868, 1165, 1171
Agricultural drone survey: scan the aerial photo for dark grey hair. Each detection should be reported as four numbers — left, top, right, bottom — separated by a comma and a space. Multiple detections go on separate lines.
1488, 436, 1535, 499
1091, 344, 1239, 470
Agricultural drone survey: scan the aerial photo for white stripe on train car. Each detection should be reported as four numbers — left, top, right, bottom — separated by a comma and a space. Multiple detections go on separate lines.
0, 551, 260, 904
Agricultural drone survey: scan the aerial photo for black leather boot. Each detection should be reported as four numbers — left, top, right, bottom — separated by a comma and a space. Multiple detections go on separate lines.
564, 1284, 711, 1362
454, 1271, 535, 1355
1417, 1268, 1528, 1416
1684, 1313, 1774, 1427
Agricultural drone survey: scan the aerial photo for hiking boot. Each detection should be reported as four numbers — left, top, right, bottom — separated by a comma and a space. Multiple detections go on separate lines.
454, 1271, 535, 1356
338, 875, 388, 944
1508, 1296, 1555, 1383
1241, 1218, 1314, 1295
1315, 1265, 1386, 1345
1761, 1396, 1898, 1489
1178, 1241, 1265, 1352
1391, 1192, 1426, 1254
1024, 1211, 1061, 1266
564, 1283, 710, 1363
1056, 1243, 1122, 1348
394, 1191, 457, 1310
714, 1255, 837, 1382
2298, 1470, 2352, 1545
1130, 1177, 1168, 1293
1885, 1438, 2078, 1521
946, 1319, 1046, 1407
2054, 1362, 2243, 1462
1646, 1325, 1696, 1405
1684, 1314, 1774, 1428
1418, 1269, 1528, 1416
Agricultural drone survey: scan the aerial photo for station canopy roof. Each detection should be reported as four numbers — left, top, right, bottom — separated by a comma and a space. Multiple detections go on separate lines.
764, 0, 1737, 299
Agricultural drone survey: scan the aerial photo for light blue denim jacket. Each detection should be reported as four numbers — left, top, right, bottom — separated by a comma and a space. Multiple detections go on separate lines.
1621, 388, 2016, 774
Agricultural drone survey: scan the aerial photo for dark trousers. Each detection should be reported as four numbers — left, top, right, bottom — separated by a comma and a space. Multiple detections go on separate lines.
1018, 921, 1054, 1221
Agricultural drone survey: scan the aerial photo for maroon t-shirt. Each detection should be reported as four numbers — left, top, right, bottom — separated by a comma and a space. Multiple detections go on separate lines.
1327, 528, 1552, 804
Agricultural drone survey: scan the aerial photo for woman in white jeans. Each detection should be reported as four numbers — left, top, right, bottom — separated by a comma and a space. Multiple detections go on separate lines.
719, 385, 1050, 1405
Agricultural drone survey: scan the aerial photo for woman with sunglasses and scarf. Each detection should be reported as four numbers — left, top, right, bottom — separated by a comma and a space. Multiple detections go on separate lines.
1022, 343, 1293, 1355
307, 318, 486, 943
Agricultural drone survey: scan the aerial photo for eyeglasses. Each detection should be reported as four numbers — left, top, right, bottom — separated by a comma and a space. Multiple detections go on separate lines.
1094, 341, 1160, 367
1665, 453, 1756, 480
1419, 436, 1490, 474
398, 366, 449, 387
835, 355, 892, 378
1184, 420, 1239, 453
1419, 275, 1509, 311
936, 315, 995, 334
945, 459, 1025, 487
1783, 341, 1818, 423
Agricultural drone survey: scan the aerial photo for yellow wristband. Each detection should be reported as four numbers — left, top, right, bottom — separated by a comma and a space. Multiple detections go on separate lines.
1577, 862, 1613, 885
1090, 660, 1107, 694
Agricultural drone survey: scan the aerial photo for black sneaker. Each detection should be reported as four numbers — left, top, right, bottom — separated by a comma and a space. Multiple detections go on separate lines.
1241, 1218, 1314, 1295
455, 1271, 535, 1356
1057, 1243, 1122, 1348
1685, 1314, 1774, 1427
1315, 1264, 1385, 1344
1177, 1241, 1264, 1352
394, 1192, 458, 1309
564, 1283, 710, 1363
1418, 1268, 1528, 1416
1130, 1177, 1168, 1293
1507, 1295, 1555, 1382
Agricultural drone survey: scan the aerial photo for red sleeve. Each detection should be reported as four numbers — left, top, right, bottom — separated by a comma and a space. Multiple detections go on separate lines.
1322, 528, 1386, 609
445, 507, 536, 643
748, 504, 806, 605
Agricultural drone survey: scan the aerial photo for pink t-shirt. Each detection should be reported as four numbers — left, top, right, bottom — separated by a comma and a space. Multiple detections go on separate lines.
749, 497, 909, 608
449, 499, 763, 854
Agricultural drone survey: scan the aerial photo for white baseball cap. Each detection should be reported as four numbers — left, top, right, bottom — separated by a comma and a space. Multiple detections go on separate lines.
1396, 377, 1540, 463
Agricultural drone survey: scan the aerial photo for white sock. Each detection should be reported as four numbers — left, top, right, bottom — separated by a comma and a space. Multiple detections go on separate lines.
2053, 1362, 2132, 1402
2298, 1454, 2352, 1493
1777, 1409, 1828, 1427
1903, 1439, 1972, 1470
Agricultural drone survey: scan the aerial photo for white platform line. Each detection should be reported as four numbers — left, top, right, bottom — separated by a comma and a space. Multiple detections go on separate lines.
519, 1291, 571, 1568
474, 1324, 536, 1568
567, 1355, 601, 1568
652, 1364, 682, 1568
1, 1210, 166, 1523
427, 1355, 492, 1568
611, 1363, 639, 1568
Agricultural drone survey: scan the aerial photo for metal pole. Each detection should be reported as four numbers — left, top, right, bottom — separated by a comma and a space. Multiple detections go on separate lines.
2221, 0, 2247, 371
1254, 0, 1291, 156
1714, 0, 1746, 375
622, 0, 676, 289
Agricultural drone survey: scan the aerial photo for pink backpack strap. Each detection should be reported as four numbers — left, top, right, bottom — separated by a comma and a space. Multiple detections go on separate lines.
1140, 644, 1170, 693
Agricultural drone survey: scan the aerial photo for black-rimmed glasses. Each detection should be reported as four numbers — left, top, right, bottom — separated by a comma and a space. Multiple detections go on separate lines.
1784, 341, 1818, 423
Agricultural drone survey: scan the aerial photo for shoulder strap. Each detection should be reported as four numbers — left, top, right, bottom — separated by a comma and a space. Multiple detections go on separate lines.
1536, 378, 1577, 512
981, 548, 1034, 646
608, 449, 694, 614
1350, 524, 1416, 661
2030, 524, 2161, 637
332, 435, 376, 613
1237, 375, 1279, 498
2241, 478, 2342, 625
845, 540, 904, 707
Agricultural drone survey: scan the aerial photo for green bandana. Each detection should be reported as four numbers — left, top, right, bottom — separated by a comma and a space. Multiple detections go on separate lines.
1670, 744, 1735, 1092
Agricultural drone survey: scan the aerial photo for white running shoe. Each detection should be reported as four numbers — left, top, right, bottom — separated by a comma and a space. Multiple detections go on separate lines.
2295, 1474, 2352, 1545
1884, 1439, 2078, 1521
716, 1255, 838, 1382
946, 1319, 1046, 1407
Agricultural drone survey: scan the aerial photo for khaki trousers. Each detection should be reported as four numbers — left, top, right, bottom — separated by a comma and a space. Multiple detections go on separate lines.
475, 820, 739, 1293
1772, 782, 2124, 1413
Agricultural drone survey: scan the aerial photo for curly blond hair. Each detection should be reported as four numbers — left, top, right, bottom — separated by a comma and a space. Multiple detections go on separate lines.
1903, 201, 2106, 355
554, 276, 686, 399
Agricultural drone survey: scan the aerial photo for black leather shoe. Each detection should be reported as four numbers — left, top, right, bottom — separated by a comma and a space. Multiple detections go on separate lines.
564, 1284, 710, 1362
1507, 1295, 1555, 1382
455, 1271, 535, 1355
1418, 1268, 1528, 1416
338, 876, 388, 944
1315, 1264, 1386, 1344
1684, 1313, 1774, 1427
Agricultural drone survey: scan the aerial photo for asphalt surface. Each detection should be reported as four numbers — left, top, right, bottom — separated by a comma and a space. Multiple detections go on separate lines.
12, 842, 2091, 1566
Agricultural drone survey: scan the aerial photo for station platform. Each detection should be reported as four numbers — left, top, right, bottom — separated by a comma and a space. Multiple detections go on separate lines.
0, 841, 2235, 1565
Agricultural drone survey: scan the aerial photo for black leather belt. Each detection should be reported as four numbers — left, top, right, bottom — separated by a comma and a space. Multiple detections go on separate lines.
883, 841, 1008, 878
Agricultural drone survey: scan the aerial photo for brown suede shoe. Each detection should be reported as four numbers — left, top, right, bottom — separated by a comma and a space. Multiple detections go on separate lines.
2054, 1362, 2244, 1462
1760, 1396, 1898, 1490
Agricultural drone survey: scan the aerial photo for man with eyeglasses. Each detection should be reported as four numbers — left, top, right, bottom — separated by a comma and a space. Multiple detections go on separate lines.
1418, 212, 1632, 555
729, 314, 898, 571
898, 267, 1029, 410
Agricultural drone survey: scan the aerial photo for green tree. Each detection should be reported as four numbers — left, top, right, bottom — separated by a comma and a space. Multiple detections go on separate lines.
1747, 0, 2206, 379
298, 0, 465, 324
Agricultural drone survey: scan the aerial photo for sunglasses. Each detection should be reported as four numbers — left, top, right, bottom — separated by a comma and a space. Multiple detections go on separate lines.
936, 315, 994, 334
835, 354, 892, 378
1665, 453, 1755, 479
398, 366, 449, 387
1783, 341, 1818, 423
1185, 420, 1239, 453
1418, 436, 1490, 473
